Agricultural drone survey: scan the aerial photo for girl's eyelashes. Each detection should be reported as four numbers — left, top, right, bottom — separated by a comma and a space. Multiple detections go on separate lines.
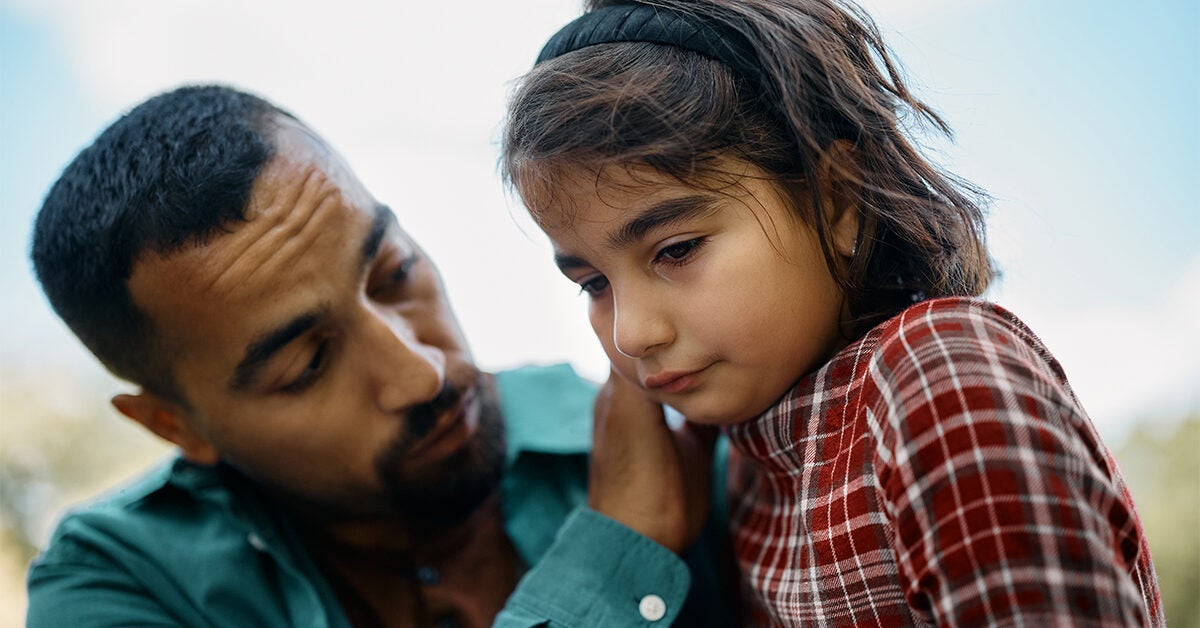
572, 237, 707, 297
654, 237, 707, 267
578, 274, 610, 297
279, 342, 329, 395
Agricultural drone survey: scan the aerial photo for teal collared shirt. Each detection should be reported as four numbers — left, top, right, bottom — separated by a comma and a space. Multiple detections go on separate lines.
27, 364, 718, 627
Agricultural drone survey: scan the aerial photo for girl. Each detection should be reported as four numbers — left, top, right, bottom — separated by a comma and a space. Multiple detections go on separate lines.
503, 0, 1162, 625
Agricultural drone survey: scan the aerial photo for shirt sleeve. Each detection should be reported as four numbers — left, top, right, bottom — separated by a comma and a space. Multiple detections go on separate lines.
866, 301, 1161, 626
27, 536, 182, 627
495, 507, 692, 627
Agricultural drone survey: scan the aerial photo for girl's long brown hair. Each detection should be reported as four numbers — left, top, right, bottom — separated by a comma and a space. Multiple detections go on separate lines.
503, 0, 994, 337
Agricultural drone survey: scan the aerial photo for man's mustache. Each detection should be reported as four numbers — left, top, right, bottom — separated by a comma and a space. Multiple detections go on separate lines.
403, 377, 468, 442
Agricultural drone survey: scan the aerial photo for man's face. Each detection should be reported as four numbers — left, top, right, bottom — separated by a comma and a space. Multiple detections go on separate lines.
127, 118, 503, 521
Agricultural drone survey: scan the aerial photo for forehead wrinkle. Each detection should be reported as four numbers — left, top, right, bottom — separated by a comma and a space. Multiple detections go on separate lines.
236, 172, 343, 289
200, 164, 344, 299
241, 190, 342, 291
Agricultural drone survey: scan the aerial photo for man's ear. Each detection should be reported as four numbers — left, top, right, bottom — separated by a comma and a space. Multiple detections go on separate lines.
112, 392, 219, 465
817, 139, 862, 259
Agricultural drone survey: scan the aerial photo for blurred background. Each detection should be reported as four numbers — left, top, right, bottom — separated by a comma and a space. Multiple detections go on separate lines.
1, 0, 1196, 625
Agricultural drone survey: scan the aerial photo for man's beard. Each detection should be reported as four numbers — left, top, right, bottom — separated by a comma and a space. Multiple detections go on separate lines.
373, 371, 507, 526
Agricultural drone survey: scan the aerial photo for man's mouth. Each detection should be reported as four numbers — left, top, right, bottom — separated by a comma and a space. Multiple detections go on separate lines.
405, 386, 479, 464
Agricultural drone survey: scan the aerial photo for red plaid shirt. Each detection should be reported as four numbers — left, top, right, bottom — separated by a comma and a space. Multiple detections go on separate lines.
725, 298, 1162, 626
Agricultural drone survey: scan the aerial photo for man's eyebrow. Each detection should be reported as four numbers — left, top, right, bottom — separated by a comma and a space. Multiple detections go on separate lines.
607, 195, 720, 249
230, 308, 327, 392
360, 203, 397, 269
227, 205, 394, 393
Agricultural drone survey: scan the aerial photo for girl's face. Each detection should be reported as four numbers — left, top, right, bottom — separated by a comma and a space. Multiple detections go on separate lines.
534, 162, 852, 425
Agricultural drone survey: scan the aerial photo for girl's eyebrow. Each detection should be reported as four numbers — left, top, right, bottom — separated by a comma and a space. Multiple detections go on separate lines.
554, 252, 589, 274
553, 194, 721, 274
608, 195, 719, 249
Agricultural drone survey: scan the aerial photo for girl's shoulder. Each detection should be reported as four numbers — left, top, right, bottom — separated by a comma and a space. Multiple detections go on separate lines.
862, 296, 1069, 389
870, 296, 1044, 352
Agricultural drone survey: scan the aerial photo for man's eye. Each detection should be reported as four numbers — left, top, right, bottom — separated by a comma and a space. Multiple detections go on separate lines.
279, 344, 327, 395
370, 253, 418, 299
578, 275, 610, 297
655, 238, 706, 265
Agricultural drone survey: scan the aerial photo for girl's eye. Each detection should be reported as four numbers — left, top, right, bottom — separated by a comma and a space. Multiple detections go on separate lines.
578, 275, 610, 297
280, 343, 327, 395
655, 238, 706, 266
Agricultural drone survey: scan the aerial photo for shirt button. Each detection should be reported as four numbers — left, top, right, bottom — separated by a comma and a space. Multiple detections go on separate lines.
638, 594, 667, 621
246, 533, 268, 552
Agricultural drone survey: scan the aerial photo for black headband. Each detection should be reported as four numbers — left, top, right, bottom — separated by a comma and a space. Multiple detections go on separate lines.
536, 4, 763, 85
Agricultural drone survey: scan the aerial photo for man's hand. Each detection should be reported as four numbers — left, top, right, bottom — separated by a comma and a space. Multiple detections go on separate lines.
588, 368, 718, 554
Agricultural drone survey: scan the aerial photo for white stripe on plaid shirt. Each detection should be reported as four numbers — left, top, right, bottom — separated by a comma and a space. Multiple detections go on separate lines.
725, 297, 1162, 626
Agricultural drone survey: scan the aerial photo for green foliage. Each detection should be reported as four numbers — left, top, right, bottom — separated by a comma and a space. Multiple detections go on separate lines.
1, 369, 161, 548
0, 366, 168, 624
1118, 414, 1200, 628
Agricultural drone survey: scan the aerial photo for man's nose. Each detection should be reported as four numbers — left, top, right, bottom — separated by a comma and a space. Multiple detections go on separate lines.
611, 285, 674, 359
363, 308, 445, 412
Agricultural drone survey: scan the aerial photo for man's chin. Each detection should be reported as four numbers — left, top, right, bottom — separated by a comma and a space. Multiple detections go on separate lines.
385, 466, 501, 526
377, 373, 507, 525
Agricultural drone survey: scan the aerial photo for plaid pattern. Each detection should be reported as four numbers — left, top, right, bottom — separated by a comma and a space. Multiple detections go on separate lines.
725, 298, 1162, 626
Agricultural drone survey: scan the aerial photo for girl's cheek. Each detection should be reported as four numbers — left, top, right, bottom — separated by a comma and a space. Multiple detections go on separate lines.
588, 299, 643, 388
589, 301, 617, 350
605, 351, 642, 389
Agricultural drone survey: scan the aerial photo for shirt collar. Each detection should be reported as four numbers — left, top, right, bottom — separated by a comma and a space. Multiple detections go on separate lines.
494, 363, 595, 463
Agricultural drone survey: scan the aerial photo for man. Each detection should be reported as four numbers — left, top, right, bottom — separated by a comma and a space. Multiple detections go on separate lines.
26, 85, 727, 627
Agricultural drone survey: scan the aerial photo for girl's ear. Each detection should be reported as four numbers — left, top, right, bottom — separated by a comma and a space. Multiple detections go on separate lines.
818, 140, 862, 259
111, 392, 220, 465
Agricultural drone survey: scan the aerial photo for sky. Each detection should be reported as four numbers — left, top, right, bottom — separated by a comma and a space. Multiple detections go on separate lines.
1, 0, 1197, 447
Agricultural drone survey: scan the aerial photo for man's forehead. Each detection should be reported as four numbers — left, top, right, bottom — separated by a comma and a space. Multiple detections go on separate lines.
127, 161, 385, 356
259, 117, 419, 244
247, 127, 365, 217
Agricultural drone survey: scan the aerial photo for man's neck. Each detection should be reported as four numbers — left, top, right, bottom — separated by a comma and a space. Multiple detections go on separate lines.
296, 497, 523, 628
297, 495, 504, 563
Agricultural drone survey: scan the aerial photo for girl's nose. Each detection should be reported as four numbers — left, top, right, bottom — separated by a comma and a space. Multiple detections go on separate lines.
612, 287, 674, 359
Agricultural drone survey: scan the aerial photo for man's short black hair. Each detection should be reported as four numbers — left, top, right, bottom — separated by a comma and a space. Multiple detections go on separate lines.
31, 84, 290, 403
